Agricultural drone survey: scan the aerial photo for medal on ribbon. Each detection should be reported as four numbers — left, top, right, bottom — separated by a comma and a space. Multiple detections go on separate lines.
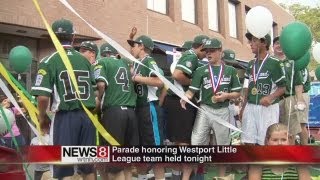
251, 54, 269, 96
208, 64, 224, 104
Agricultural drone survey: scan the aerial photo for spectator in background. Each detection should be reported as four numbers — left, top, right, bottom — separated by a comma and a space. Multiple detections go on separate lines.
30, 134, 50, 180
0, 95, 26, 149
249, 123, 310, 179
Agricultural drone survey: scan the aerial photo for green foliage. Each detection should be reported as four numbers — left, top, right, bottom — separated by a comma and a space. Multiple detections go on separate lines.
281, 3, 320, 71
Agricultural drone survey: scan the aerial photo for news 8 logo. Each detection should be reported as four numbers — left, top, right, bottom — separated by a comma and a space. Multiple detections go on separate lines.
61, 146, 110, 163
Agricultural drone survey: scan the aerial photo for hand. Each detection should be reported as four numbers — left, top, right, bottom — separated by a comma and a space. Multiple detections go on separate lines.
180, 99, 187, 110
213, 92, 228, 102
130, 66, 135, 76
93, 98, 101, 114
132, 74, 141, 82
38, 114, 50, 135
259, 96, 273, 107
129, 27, 137, 40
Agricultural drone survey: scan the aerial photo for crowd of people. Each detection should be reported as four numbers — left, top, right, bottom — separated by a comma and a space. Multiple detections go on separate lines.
0, 16, 313, 180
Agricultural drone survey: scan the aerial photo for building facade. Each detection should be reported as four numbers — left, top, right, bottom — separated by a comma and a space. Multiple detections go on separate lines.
0, 0, 294, 90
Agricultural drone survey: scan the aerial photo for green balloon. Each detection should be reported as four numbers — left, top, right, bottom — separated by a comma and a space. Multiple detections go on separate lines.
9, 46, 33, 73
294, 51, 310, 71
316, 66, 320, 80
280, 22, 312, 60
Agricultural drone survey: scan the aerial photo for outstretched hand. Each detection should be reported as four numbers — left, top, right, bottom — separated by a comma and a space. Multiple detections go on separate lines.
129, 27, 137, 40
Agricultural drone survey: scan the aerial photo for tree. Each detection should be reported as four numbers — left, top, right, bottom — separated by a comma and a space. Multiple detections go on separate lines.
280, 3, 320, 71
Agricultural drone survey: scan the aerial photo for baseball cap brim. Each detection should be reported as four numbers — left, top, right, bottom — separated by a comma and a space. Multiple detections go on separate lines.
200, 47, 220, 52
127, 40, 141, 47
176, 47, 187, 51
245, 32, 253, 41
223, 59, 236, 64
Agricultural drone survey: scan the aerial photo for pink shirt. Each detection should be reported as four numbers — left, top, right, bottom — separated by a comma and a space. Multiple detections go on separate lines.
4, 107, 21, 137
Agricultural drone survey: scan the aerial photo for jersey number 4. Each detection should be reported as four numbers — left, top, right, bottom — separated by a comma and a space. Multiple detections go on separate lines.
115, 67, 130, 92
59, 70, 91, 101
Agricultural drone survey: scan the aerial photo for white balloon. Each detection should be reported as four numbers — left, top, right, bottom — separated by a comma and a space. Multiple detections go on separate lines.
312, 42, 320, 63
0, 108, 15, 137
245, 6, 273, 38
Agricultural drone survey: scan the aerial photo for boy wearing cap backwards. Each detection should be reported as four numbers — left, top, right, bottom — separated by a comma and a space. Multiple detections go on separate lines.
240, 33, 286, 145
180, 38, 241, 177
127, 35, 165, 180
31, 19, 96, 180
94, 43, 138, 179
222, 49, 236, 65
79, 41, 98, 64
272, 36, 307, 145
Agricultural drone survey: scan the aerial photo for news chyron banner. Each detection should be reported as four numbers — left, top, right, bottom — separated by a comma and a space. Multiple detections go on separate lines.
2, 146, 320, 164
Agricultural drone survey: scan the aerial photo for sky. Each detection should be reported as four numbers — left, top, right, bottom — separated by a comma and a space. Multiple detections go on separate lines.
273, 0, 320, 7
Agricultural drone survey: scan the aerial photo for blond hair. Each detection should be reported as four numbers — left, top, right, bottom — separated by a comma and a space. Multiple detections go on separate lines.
265, 123, 292, 144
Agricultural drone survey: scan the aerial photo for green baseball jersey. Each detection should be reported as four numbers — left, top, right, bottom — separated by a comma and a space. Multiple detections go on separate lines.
31, 47, 96, 111
301, 68, 311, 92
282, 59, 303, 96
189, 64, 241, 108
95, 57, 136, 108
244, 55, 286, 105
133, 56, 161, 106
175, 49, 199, 90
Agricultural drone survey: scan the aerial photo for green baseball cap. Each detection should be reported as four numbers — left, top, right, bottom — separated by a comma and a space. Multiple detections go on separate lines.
100, 43, 118, 55
222, 49, 236, 62
176, 41, 193, 51
52, 18, 74, 34
201, 38, 222, 51
193, 35, 210, 45
80, 41, 98, 57
127, 35, 154, 51
245, 32, 271, 48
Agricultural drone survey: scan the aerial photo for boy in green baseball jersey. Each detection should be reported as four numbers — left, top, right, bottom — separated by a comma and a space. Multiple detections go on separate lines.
180, 38, 241, 177
79, 41, 98, 64
240, 33, 286, 145
95, 49, 138, 180
273, 36, 306, 145
100, 42, 121, 59
170, 35, 208, 180
31, 19, 96, 180
127, 35, 165, 180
